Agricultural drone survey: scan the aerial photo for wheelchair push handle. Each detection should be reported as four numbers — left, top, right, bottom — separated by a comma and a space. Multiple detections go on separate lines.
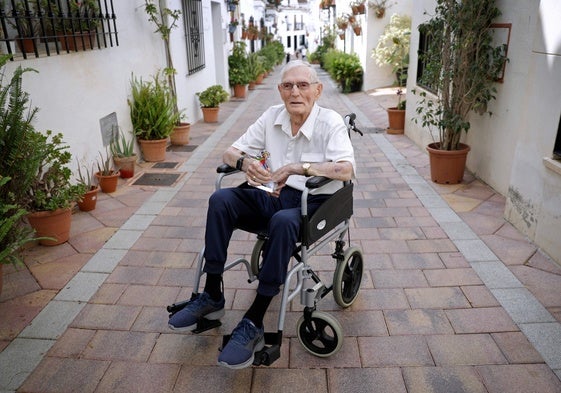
344, 113, 363, 137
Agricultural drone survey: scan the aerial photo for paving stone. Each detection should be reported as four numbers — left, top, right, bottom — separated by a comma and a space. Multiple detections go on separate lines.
106, 266, 164, 285
491, 332, 545, 364
173, 365, 252, 393
407, 239, 458, 254
470, 261, 523, 289
328, 367, 407, 393
96, 361, 180, 393
71, 303, 142, 330
445, 307, 518, 333
47, 327, 96, 358
476, 364, 561, 393
103, 229, 143, 250
82, 330, 158, 362
54, 271, 109, 302
461, 286, 500, 308
289, 336, 361, 368
351, 288, 410, 310
492, 288, 556, 324
358, 336, 433, 367
19, 300, 84, 340
81, 249, 128, 273
424, 268, 482, 287
427, 334, 507, 365
391, 253, 445, 269
385, 309, 454, 335
454, 239, 497, 262
480, 234, 537, 266
405, 287, 471, 309
519, 322, 561, 369
252, 369, 328, 393
402, 366, 487, 393
149, 333, 223, 365
510, 265, 561, 308
17, 357, 110, 393
371, 269, 429, 288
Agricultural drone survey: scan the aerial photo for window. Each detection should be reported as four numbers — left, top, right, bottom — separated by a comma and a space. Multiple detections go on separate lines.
183, 0, 205, 75
416, 23, 437, 93
0, 0, 118, 60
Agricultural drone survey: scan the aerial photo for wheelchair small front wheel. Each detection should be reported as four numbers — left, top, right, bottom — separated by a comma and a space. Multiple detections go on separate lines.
333, 246, 363, 308
250, 238, 266, 276
296, 311, 343, 357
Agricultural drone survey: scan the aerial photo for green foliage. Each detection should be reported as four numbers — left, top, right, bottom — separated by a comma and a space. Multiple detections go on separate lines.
128, 72, 180, 140
372, 13, 411, 87
228, 41, 251, 86
95, 149, 117, 176
414, 0, 507, 151
323, 50, 363, 93
196, 85, 229, 108
258, 41, 285, 67
25, 130, 86, 211
76, 159, 95, 189
57, 0, 100, 32
0, 177, 36, 266
110, 129, 136, 157
247, 52, 265, 81
308, 26, 336, 66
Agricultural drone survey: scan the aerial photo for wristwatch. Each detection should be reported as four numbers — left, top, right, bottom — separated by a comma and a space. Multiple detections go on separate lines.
302, 162, 311, 177
236, 155, 245, 171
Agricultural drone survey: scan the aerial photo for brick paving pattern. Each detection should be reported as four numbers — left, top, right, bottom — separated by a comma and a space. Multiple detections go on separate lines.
1, 65, 561, 392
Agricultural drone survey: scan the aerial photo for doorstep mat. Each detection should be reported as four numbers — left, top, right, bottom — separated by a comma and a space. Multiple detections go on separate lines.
131, 172, 183, 187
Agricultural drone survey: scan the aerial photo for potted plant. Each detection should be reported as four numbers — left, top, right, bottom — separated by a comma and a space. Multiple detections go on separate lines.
351, 20, 362, 36
351, 0, 366, 15
372, 13, 411, 133
336, 17, 349, 30
94, 150, 120, 193
56, 0, 100, 51
196, 84, 229, 123
368, 0, 393, 18
413, 0, 507, 184
228, 41, 251, 98
76, 160, 99, 211
142, 1, 190, 146
247, 52, 265, 90
24, 130, 86, 246
128, 72, 179, 162
110, 130, 137, 178
6, 2, 38, 53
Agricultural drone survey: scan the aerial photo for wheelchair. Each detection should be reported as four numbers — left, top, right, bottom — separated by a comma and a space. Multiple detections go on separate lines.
167, 113, 364, 366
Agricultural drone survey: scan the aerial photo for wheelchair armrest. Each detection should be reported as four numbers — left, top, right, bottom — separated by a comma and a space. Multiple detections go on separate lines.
305, 176, 333, 189
217, 164, 238, 174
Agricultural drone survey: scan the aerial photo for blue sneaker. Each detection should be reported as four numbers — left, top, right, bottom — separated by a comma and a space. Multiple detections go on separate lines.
218, 318, 265, 369
168, 292, 225, 331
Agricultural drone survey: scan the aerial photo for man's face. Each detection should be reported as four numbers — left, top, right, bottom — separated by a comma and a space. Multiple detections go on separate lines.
278, 66, 323, 118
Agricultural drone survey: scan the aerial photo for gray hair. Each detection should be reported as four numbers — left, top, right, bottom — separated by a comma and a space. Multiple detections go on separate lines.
280, 60, 320, 83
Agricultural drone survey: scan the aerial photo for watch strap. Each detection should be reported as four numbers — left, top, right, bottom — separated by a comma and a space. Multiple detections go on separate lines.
236, 155, 245, 171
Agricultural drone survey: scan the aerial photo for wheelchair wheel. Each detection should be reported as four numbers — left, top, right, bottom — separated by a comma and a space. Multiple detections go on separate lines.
250, 238, 266, 276
333, 246, 363, 308
296, 311, 343, 357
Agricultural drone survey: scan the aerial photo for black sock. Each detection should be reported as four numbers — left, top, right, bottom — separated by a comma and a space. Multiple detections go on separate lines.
204, 273, 223, 301
243, 293, 273, 328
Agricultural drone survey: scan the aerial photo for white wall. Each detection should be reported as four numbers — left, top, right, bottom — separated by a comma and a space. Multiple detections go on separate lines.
405, 0, 561, 264
2, 0, 228, 170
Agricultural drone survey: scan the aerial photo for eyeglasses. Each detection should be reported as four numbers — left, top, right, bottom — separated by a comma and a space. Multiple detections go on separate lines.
279, 81, 318, 91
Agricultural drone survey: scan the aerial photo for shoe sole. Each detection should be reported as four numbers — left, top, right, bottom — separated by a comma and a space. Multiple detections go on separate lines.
168, 308, 225, 332
217, 336, 265, 369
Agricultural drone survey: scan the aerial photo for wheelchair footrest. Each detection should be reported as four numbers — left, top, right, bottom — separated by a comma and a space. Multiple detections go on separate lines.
192, 318, 222, 334
221, 331, 282, 366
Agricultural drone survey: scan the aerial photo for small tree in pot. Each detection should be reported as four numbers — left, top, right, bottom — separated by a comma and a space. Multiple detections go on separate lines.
413, 0, 507, 183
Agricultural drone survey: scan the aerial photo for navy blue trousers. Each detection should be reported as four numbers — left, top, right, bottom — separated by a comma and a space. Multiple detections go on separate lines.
203, 186, 329, 297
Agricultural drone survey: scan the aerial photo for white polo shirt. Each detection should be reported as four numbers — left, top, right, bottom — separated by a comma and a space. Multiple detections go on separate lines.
232, 103, 356, 195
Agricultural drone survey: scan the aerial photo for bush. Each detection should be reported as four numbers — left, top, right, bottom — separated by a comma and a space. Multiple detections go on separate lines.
323, 50, 363, 93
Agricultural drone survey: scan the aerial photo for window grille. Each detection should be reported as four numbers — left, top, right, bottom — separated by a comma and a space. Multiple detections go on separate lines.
0, 0, 118, 60
416, 24, 436, 93
182, 0, 205, 75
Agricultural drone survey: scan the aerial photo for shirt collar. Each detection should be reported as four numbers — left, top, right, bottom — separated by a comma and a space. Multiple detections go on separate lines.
274, 104, 320, 140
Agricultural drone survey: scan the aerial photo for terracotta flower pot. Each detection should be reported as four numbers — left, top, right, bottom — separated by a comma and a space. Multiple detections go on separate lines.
95, 171, 120, 193
77, 186, 100, 212
386, 107, 405, 134
233, 84, 247, 98
201, 107, 220, 123
139, 138, 167, 162
170, 122, 191, 146
426, 143, 471, 184
27, 207, 72, 246
113, 155, 137, 179
57, 30, 97, 51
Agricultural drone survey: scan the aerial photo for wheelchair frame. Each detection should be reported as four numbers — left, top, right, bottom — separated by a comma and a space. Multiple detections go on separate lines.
167, 114, 364, 366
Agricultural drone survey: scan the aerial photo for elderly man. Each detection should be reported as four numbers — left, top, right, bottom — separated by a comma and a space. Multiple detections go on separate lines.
169, 60, 356, 369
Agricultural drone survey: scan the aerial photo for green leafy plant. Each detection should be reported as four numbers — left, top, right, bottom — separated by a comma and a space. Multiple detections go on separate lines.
413, 0, 507, 151
55, 0, 100, 32
95, 150, 117, 176
0, 176, 38, 266
76, 159, 95, 189
110, 130, 136, 158
228, 41, 251, 86
324, 50, 363, 93
247, 52, 265, 82
25, 130, 86, 211
196, 85, 229, 108
128, 71, 180, 140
